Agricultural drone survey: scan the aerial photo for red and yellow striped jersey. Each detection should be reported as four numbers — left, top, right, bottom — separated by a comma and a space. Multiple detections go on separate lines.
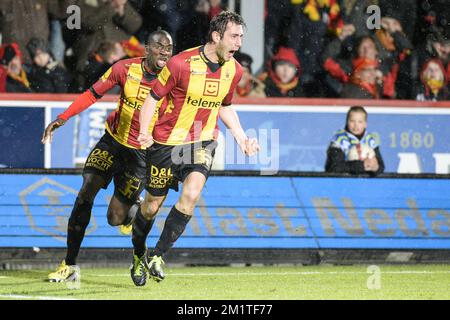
150, 46, 243, 145
91, 57, 163, 149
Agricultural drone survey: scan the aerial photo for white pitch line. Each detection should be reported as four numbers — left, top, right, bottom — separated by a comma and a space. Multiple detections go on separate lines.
94, 270, 450, 277
0, 276, 9, 279
0, 294, 78, 300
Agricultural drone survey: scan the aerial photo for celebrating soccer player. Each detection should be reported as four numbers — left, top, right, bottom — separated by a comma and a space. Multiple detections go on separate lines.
131, 11, 260, 286
42, 30, 174, 283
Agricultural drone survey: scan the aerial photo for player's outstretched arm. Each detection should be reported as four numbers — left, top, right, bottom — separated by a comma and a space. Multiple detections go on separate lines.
137, 94, 158, 148
219, 106, 260, 156
41, 118, 66, 144
41, 90, 98, 144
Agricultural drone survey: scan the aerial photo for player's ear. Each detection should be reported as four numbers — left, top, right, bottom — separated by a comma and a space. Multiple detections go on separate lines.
212, 31, 221, 43
144, 44, 150, 56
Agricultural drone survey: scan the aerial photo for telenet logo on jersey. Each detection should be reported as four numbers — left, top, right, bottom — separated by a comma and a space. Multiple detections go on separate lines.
186, 96, 221, 109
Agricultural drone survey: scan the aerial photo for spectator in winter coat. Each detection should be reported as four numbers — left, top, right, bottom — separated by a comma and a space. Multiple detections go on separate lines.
80, 41, 126, 92
0, 43, 32, 93
26, 38, 71, 93
341, 57, 383, 99
416, 28, 450, 83
71, 0, 142, 75
415, 58, 448, 101
323, 33, 405, 98
259, 47, 304, 97
286, 0, 343, 96
0, 0, 72, 63
325, 106, 384, 176
375, 14, 414, 98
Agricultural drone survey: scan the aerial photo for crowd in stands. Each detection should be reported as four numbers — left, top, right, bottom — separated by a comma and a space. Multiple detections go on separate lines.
0, 0, 448, 101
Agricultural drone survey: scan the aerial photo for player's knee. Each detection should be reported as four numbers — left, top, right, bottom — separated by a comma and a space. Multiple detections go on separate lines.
78, 175, 104, 203
141, 199, 161, 219
181, 185, 202, 206
107, 208, 127, 226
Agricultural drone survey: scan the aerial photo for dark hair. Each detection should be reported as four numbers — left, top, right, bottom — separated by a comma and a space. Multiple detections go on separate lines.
355, 35, 378, 56
27, 38, 49, 60
207, 11, 246, 42
346, 106, 368, 124
146, 29, 172, 45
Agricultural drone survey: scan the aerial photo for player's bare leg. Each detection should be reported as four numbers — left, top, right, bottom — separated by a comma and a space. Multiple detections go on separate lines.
130, 192, 166, 286
148, 172, 206, 282
107, 196, 134, 226
48, 173, 104, 282
107, 195, 144, 236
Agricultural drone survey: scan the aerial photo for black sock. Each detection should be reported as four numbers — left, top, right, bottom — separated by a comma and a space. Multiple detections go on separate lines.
132, 206, 155, 257
154, 206, 191, 258
65, 197, 93, 265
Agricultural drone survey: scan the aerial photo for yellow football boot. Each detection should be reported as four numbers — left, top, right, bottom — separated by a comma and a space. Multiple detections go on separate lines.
48, 260, 80, 282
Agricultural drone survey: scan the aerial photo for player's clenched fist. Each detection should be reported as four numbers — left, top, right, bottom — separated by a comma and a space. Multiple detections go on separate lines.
242, 138, 260, 156
137, 132, 154, 148
41, 118, 66, 144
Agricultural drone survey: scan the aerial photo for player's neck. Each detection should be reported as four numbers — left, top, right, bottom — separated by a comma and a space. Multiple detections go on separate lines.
144, 58, 157, 74
203, 43, 219, 63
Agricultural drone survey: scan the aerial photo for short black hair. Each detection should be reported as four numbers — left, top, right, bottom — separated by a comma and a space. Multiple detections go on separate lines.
346, 106, 368, 124
146, 29, 172, 45
207, 11, 246, 42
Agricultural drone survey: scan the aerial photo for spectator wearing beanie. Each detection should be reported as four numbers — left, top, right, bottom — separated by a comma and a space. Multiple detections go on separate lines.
341, 57, 383, 99
26, 38, 70, 93
259, 47, 304, 97
374, 9, 414, 98
0, 43, 32, 93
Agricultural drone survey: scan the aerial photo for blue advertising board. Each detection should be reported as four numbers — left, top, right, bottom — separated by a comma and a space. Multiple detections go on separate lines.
222, 107, 450, 174
44, 105, 450, 174
0, 107, 45, 168
0, 174, 448, 249
1, 103, 450, 174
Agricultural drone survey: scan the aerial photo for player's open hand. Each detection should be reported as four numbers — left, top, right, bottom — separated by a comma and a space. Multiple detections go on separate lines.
242, 138, 260, 156
41, 118, 66, 144
137, 132, 154, 148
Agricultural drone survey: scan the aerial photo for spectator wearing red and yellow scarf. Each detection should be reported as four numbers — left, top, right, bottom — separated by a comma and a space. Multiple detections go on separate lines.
0, 43, 32, 93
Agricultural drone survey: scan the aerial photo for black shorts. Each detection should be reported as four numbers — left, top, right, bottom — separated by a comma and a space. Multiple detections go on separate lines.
83, 132, 147, 204
146, 140, 218, 197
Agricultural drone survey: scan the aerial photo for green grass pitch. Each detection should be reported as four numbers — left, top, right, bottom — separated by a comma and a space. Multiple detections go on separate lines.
0, 265, 449, 300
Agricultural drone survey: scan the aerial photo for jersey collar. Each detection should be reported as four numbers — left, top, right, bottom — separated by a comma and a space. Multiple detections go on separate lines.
199, 45, 222, 73
141, 59, 158, 81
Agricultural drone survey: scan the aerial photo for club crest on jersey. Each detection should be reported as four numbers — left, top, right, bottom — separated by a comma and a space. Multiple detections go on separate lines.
203, 80, 220, 97
136, 85, 150, 102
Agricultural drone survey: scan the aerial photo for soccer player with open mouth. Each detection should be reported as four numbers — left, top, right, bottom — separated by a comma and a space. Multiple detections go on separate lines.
130, 11, 260, 286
